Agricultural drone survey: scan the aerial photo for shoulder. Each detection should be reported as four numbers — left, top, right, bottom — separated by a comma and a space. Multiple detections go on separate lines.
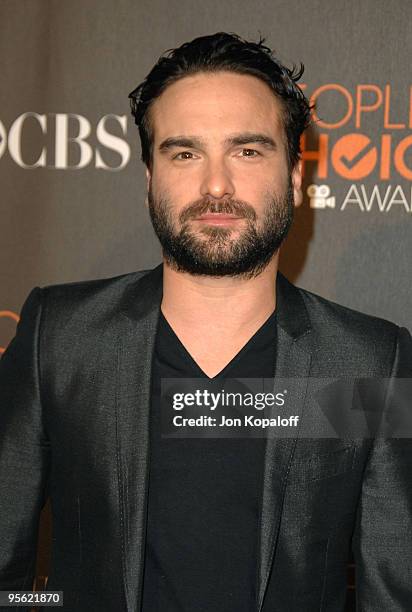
36, 268, 151, 314
298, 283, 399, 338
14, 268, 159, 365
293, 280, 406, 376
19, 268, 155, 339
41, 268, 150, 300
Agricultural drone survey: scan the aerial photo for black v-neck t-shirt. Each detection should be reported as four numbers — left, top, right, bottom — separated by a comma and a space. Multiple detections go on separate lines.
141, 309, 277, 611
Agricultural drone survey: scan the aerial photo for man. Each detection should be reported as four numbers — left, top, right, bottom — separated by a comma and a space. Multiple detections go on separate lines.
0, 32, 411, 612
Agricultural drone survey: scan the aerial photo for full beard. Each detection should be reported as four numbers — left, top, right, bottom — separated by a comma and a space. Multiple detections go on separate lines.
147, 181, 294, 279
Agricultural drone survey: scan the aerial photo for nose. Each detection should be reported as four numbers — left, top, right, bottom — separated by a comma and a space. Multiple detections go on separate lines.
200, 158, 235, 200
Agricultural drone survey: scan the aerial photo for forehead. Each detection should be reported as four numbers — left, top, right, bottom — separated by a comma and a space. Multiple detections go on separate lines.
149, 71, 285, 144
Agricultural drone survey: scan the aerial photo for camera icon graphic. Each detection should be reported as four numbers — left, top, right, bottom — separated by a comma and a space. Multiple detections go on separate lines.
307, 184, 336, 209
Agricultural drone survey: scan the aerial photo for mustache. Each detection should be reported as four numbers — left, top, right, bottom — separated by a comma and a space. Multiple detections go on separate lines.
179, 198, 257, 224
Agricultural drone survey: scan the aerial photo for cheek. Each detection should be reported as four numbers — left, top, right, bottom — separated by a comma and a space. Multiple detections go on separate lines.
152, 162, 197, 196
149, 177, 191, 217
233, 161, 289, 197
234, 179, 281, 210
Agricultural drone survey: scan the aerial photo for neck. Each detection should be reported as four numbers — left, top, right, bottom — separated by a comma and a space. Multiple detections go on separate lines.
161, 254, 279, 332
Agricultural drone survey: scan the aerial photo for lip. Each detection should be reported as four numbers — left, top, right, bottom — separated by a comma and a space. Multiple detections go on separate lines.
194, 213, 243, 226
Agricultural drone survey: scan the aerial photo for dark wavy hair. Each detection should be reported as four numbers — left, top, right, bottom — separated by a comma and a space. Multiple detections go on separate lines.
129, 32, 311, 170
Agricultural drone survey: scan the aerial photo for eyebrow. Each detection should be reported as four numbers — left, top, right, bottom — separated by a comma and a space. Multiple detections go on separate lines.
158, 132, 278, 153
225, 133, 277, 150
159, 136, 203, 152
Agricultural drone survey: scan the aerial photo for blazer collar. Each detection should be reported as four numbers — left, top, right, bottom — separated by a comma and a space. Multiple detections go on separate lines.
120, 262, 312, 342
120, 263, 163, 321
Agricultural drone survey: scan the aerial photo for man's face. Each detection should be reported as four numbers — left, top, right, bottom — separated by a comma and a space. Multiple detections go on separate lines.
146, 71, 302, 277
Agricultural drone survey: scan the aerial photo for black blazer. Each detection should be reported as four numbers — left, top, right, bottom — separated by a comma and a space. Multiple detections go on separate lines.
1, 265, 411, 612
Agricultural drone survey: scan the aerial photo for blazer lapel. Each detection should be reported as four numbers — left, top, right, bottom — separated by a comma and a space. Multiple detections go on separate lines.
117, 265, 163, 612
257, 273, 313, 612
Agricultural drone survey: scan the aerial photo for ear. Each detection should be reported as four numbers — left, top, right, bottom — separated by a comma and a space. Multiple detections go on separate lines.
291, 160, 303, 208
145, 167, 151, 209
145, 167, 151, 190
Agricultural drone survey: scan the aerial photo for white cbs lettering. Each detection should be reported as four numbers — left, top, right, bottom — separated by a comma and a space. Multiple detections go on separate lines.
95, 115, 130, 170
8, 113, 47, 168
55, 113, 92, 169
2, 113, 130, 169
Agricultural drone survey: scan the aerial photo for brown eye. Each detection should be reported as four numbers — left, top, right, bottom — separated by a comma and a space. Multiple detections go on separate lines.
241, 149, 259, 157
175, 151, 194, 160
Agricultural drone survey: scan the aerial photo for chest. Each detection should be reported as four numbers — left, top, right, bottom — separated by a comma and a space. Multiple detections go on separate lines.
159, 315, 277, 378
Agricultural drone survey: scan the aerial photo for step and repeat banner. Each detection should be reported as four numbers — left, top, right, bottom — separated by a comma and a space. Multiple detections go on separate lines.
1, 0, 412, 354
1, 0, 411, 608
